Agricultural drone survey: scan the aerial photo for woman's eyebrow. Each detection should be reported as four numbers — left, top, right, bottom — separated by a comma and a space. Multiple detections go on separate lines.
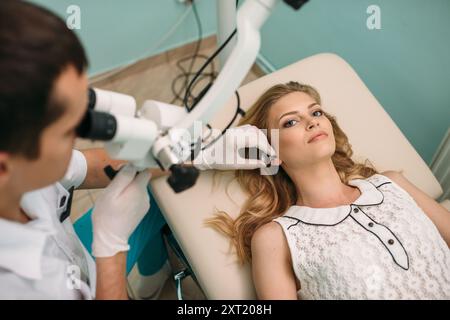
278, 102, 319, 121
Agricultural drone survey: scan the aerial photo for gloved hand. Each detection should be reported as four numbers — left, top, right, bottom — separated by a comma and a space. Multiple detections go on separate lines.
92, 165, 151, 258
192, 124, 277, 170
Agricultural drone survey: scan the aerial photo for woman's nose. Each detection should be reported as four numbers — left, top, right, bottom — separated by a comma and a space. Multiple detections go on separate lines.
307, 118, 319, 130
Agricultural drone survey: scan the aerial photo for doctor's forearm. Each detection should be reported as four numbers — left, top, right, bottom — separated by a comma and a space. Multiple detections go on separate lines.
79, 148, 167, 189
95, 252, 128, 300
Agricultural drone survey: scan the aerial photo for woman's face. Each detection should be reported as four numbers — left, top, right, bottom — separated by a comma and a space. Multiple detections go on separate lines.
267, 91, 335, 170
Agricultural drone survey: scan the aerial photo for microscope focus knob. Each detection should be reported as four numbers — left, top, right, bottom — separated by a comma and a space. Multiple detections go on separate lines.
167, 165, 200, 193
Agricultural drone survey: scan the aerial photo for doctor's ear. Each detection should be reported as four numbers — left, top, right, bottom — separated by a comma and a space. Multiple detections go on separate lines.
0, 151, 9, 187
0, 152, 10, 178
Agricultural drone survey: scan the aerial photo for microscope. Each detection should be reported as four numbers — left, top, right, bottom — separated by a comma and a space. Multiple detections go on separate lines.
76, 0, 309, 193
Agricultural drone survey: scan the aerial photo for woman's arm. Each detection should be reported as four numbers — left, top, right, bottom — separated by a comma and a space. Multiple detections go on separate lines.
382, 170, 450, 247
251, 222, 298, 300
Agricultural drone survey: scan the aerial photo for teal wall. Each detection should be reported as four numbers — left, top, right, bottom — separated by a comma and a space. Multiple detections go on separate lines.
30, 0, 217, 76
259, 0, 450, 164
29, 0, 449, 165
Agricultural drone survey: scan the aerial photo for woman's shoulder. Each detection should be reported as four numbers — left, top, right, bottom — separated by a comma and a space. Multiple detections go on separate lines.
252, 221, 285, 247
379, 170, 402, 181
365, 171, 401, 186
251, 221, 291, 263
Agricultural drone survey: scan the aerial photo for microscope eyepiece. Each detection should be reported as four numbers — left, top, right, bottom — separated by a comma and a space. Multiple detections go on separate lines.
87, 87, 97, 110
76, 109, 117, 141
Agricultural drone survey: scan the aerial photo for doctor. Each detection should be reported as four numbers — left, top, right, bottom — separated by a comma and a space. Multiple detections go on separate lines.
0, 0, 274, 299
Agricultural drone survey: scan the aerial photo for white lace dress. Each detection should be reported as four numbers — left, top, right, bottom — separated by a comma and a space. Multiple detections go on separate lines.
273, 174, 450, 299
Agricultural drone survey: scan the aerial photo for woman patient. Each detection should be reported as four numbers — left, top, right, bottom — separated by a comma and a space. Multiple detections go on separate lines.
209, 81, 450, 299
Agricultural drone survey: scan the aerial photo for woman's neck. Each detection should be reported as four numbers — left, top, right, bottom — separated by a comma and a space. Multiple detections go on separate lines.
286, 158, 360, 208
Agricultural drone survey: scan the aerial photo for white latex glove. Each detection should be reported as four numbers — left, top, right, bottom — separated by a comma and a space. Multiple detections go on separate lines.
192, 124, 277, 170
92, 165, 151, 258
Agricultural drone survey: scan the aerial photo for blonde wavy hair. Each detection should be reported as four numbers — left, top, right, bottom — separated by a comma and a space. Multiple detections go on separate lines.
207, 81, 378, 264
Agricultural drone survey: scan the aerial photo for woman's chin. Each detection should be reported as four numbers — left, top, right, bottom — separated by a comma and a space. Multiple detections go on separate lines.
283, 156, 331, 170
281, 144, 335, 169
306, 143, 334, 156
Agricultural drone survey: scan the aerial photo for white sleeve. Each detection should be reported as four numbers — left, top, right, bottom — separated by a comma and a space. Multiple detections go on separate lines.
59, 149, 88, 190
0, 271, 92, 300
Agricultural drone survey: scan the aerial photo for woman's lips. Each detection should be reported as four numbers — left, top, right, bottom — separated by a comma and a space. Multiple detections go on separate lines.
308, 133, 327, 143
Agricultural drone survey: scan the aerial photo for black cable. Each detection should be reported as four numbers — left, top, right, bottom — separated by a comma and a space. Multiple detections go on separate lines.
170, 0, 217, 107
182, 0, 241, 111
188, 90, 244, 162
184, 28, 244, 153
199, 91, 244, 151
181, 0, 246, 155
168, 0, 246, 158
183, 0, 202, 105
183, 28, 237, 111
179, 0, 240, 111
170, 54, 216, 104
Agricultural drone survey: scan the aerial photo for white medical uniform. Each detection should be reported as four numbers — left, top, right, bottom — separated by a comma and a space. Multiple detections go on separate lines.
0, 150, 96, 299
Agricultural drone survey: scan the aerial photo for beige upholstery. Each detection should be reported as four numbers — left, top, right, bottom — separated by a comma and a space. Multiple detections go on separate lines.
150, 53, 445, 299
441, 199, 450, 211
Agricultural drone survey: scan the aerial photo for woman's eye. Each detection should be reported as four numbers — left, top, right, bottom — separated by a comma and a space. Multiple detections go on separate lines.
313, 110, 323, 117
283, 119, 298, 128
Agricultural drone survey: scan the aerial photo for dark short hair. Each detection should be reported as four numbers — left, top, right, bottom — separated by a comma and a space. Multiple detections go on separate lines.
0, 0, 88, 159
